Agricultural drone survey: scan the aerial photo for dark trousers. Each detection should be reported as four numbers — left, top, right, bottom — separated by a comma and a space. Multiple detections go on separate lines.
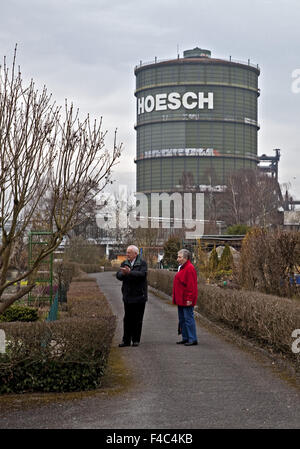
123, 302, 146, 344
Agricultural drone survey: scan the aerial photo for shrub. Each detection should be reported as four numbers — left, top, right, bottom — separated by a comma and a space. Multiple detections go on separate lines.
197, 283, 299, 358
227, 224, 251, 235
64, 236, 103, 265
235, 228, 300, 297
73, 260, 112, 273
148, 269, 176, 297
210, 269, 233, 282
0, 305, 38, 322
0, 279, 116, 393
194, 240, 209, 277
208, 245, 219, 273
219, 244, 234, 271
77, 263, 102, 273
163, 237, 181, 268
54, 261, 81, 290
99, 258, 112, 267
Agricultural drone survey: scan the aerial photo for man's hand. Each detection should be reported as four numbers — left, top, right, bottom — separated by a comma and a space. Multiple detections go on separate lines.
120, 266, 131, 275
186, 300, 192, 306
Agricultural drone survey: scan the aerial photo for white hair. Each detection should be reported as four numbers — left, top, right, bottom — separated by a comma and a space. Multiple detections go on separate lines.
178, 249, 191, 260
127, 245, 139, 255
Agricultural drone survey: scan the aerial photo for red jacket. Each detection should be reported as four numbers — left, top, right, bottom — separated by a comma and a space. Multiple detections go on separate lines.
172, 260, 198, 307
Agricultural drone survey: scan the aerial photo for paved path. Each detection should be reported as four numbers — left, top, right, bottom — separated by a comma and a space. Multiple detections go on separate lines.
0, 272, 299, 429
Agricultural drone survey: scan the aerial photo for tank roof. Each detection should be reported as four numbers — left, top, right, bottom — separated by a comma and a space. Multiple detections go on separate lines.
183, 47, 211, 58
135, 54, 260, 75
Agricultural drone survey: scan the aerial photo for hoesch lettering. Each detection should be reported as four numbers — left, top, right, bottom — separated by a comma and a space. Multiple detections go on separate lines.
137, 91, 214, 114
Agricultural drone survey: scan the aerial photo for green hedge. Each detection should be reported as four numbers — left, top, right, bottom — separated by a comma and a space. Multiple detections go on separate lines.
0, 280, 116, 393
0, 305, 39, 322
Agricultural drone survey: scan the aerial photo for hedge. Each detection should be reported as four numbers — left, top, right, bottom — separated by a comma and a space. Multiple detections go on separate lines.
71, 263, 118, 274
0, 279, 116, 393
0, 305, 39, 322
148, 269, 300, 372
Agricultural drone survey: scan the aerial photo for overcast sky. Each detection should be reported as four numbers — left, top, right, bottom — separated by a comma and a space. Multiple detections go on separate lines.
0, 0, 299, 197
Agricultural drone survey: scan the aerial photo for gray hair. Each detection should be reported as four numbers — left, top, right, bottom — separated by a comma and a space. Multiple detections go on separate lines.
178, 249, 191, 260
127, 245, 139, 255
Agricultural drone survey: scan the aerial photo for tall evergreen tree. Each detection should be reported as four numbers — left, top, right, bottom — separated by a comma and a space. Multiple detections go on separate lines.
208, 245, 219, 273
219, 244, 234, 270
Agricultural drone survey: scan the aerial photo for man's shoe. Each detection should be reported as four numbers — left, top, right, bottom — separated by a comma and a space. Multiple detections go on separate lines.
132, 342, 139, 347
176, 340, 188, 344
118, 342, 131, 347
184, 341, 198, 346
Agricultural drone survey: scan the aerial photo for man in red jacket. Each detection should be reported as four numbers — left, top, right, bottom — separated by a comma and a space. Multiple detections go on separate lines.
172, 249, 198, 346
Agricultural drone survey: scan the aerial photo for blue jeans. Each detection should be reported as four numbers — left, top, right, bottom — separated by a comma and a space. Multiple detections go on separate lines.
178, 306, 197, 343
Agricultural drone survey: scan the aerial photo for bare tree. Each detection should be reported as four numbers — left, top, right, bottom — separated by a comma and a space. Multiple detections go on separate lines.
219, 169, 282, 227
236, 228, 300, 297
0, 47, 121, 313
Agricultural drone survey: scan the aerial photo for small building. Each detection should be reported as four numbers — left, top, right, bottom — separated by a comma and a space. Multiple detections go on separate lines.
283, 211, 300, 231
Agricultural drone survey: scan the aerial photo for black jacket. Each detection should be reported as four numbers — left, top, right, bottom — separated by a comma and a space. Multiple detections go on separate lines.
116, 255, 148, 304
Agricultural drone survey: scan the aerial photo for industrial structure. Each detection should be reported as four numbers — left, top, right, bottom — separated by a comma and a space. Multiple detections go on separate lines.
258, 149, 281, 180
134, 47, 260, 194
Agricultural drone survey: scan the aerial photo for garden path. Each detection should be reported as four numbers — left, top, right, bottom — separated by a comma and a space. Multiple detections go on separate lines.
0, 271, 299, 429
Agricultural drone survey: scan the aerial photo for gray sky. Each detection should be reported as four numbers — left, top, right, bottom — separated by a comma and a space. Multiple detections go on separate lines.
1, 0, 299, 197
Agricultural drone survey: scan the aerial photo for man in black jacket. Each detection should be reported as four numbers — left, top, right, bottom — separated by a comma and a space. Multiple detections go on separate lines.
116, 245, 148, 347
